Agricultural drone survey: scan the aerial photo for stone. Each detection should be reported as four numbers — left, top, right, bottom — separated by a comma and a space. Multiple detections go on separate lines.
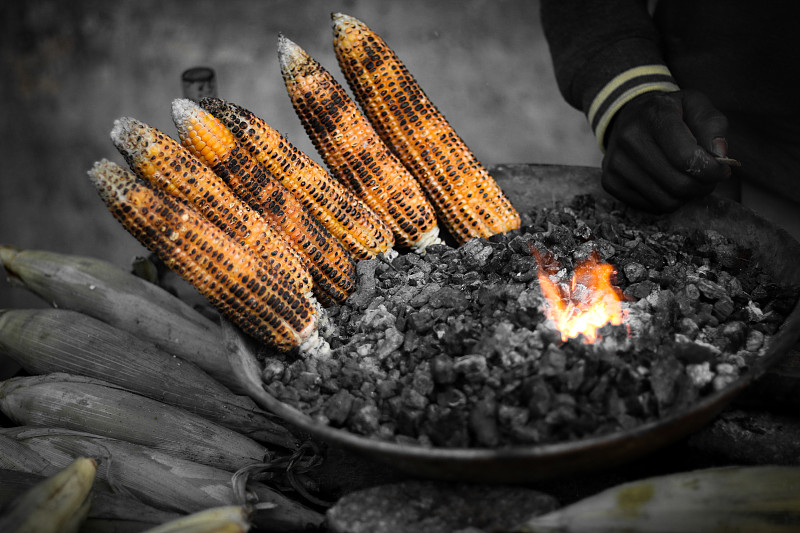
326, 481, 558, 533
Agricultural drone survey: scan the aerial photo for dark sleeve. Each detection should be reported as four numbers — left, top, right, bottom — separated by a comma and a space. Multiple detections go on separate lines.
540, 0, 680, 148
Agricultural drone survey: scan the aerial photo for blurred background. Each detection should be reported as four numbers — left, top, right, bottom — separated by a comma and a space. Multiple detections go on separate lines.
0, 0, 600, 313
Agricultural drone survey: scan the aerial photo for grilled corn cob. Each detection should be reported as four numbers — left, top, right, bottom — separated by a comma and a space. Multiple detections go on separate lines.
171, 98, 356, 304
201, 96, 396, 260
0, 245, 244, 391
2, 427, 324, 530
0, 457, 96, 533
0, 308, 295, 449
110, 116, 312, 296
88, 160, 329, 355
0, 373, 269, 472
278, 35, 442, 252
332, 13, 521, 244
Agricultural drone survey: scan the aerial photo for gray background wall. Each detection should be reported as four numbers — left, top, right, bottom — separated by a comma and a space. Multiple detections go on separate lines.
0, 0, 600, 311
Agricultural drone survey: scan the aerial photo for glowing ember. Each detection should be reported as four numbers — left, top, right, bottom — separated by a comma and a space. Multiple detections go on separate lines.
532, 248, 626, 343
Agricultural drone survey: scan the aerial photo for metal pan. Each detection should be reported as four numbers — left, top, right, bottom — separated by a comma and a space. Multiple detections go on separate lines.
255, 164, 800, 484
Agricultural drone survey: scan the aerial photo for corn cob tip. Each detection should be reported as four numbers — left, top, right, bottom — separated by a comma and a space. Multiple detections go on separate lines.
88, 159, 132, 204
331, 12, 356, 25
170, 97, 201, 134
109, 116, 139, 150
414, 226, 445, 252
0, 244, 21, 268
277, 34, 308, 77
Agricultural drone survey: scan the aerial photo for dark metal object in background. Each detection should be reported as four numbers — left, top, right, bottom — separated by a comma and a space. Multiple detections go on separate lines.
181, 67, 217, 102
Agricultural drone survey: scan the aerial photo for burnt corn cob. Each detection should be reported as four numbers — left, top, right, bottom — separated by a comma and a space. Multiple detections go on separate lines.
171, 98, 357, 305
88, 159, 329, 355
332, 13, 521, 244
278, 35, 442, 252
201, 97, 396, 261
110, 116, 312, 296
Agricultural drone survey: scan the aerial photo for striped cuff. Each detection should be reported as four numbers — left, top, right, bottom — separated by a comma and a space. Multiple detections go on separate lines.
588, 65, 680, 151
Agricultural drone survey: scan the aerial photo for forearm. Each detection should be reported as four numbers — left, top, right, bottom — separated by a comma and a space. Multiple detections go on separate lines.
540, 0, 679, 148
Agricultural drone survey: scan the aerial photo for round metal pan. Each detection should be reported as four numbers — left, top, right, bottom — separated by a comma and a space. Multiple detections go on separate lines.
257, 164, 800, 484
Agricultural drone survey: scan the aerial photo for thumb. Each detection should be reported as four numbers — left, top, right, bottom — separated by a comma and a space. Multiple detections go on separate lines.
682, 90, 729, 156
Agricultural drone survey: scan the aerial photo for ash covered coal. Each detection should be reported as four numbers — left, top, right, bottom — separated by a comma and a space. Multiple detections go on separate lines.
260, 195, 798, 449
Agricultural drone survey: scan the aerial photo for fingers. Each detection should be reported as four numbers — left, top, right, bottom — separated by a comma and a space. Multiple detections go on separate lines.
601, 90, 732, 213
602, 148, 713, 213
651, 91, 731, 183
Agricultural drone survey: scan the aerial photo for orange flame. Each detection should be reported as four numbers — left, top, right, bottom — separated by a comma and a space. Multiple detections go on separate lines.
532, 248, 625, 343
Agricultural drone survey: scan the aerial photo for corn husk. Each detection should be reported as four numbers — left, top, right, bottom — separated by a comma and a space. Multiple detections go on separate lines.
0, 433, 59, 476
0, 308, 295, 449
0, 373, 269, 472
0, 246, 242, 392
139, 506, 250, 533
1, 426, 324, 532
0, 468, 180, 530
0, 457, 96, 533
516, 466, 800, 532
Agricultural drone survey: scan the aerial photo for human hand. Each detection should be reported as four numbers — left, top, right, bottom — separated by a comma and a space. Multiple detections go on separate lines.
601, 90, 732, 212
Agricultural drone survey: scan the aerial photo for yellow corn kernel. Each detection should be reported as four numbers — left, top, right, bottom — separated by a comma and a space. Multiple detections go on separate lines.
110, 117, 312, 296
172, 98, 357, 305
88, 159, 327, 354
201, 97, 397, 261
278, 35, 442, 253
332, 13, 521, 245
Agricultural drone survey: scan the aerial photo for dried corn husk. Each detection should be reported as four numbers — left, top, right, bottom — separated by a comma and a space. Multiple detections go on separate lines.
0, 457, 96, 533
139, 505, 250, 533
516, 466, 800, 532
0, 468, 180, 531
0, 433, 59, 476
1, 427, 324, 532
0, 308, 295, 449
0, 246, 242, 392
0, 373, 268, 472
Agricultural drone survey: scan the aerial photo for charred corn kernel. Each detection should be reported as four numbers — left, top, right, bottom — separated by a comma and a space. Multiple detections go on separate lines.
332, 13, 521, 244
88, 160, 329, 356
172, 98, 357, 305
0, 246, 243, 394
201, 97, 396, 261
278, 35, 442, 252
0, 308, 296, 449
0, 457, 95, 533
110, 116, 312, 296
0, 374, 269, 472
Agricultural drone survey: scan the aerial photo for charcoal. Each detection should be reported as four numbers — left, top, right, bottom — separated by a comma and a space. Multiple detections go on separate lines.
745, 329, 765, 352
375, 327, 404, 359
429, 286, 470, 311
540, 345, 567, 376
649, 356, 684, 407
431, 354, 456, 384
350, 403, 381, 435
623, 261, 648, 283
257, 195, 796, 450
624, 280, 659, 300
454, 354, 489, 383
469, 395, 500, 447
325, 390, 355, 426
459, 238, 494, 269
523, 377, 554, 417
